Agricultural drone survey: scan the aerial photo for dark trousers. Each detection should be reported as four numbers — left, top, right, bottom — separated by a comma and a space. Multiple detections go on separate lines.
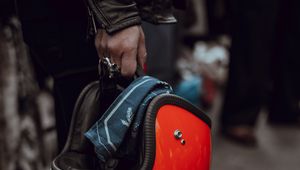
221, 0, 300, 127
268, 0, 300, 123
18, 0, 99, 150
142, 22, 177, 86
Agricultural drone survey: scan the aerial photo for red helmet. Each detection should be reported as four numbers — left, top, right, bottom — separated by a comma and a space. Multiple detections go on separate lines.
141, 94, 211, 170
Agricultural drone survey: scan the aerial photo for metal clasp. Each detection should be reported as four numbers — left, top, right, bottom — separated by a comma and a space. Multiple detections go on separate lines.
102, 57, 120, 78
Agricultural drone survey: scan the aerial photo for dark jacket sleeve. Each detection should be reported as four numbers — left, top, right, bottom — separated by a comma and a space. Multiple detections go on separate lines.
86, 0, 178, 34
135, 0, 177, 24
86, 0, 142, 34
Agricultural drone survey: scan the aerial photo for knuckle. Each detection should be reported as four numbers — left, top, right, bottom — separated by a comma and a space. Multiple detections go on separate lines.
140, 32, 145, 40
107, 41, 115, 50
95, 38, 101, 48
121, 39, 137, 50
142, 53, 147, 61
100, 41, 107, 50
108, 42, 125, 56
122, 43, 136, 51
122, 69, 135, 77
139, 53, 146, 61
121, 62, 136, 77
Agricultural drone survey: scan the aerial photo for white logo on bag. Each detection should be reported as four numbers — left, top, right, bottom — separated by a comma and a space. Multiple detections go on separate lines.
121, 107, 133, 127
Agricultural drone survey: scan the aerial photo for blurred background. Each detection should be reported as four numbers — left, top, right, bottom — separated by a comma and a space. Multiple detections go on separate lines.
1, 0, 300, 169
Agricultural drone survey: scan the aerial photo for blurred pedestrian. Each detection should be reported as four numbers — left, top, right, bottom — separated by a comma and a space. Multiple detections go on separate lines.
0, 2, 56, 169
17, 0, 100, 150
220, 0, 300, 146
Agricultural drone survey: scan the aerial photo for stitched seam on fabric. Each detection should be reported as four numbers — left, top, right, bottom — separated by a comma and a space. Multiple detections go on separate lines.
96, 121, 111, 154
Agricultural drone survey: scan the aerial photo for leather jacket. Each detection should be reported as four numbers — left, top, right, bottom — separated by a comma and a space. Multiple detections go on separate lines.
86, 0, 183, 34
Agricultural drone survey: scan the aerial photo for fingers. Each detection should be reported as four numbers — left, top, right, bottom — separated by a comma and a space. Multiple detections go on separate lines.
121, 27, 146, 77
94, 26, 145, 78
107, 38, 122, 67
121, 45, 137, 77
137, 28, 147, 69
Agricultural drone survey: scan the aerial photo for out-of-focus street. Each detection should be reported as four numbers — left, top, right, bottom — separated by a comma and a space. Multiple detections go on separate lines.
2, 0, 300, 169
211, 94, 300, 170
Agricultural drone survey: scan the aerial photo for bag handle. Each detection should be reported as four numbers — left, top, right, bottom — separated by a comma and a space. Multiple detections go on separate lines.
98, 57, 145, 94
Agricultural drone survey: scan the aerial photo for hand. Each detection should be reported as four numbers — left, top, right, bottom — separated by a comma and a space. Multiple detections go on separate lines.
95, 25, 147, 77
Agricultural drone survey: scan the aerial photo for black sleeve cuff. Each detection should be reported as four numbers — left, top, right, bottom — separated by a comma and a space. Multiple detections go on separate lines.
87, 0, 142, 34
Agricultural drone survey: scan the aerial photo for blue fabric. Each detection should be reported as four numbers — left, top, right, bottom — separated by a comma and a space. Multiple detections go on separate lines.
85, 76, 173, 162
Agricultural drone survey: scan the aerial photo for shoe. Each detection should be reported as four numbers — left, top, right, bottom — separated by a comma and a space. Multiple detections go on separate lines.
221, 126, 257, 147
